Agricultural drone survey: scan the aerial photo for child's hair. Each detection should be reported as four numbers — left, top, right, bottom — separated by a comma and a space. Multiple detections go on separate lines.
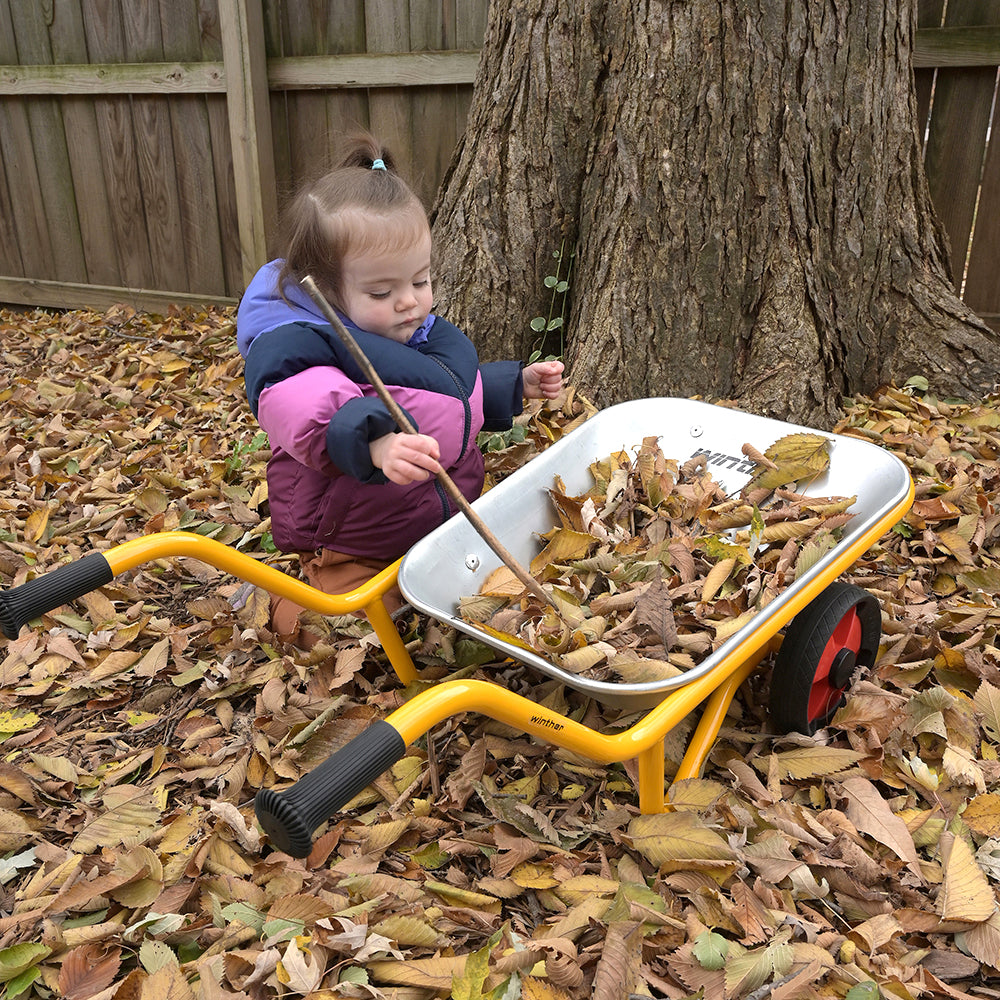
277, 132, 429, 310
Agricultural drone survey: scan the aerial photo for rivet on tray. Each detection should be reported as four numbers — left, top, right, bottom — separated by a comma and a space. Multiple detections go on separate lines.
465, 555, 480, 571
690, 425, 703, 438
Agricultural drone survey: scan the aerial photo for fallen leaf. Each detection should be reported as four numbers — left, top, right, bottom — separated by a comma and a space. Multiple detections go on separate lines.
841, 776, 923, 880
938, 832, 996, 922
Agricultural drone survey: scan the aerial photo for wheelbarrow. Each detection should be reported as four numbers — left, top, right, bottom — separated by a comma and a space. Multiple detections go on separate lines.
0, 398, 913, 859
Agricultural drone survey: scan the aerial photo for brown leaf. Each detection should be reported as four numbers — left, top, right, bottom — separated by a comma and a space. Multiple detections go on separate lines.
727, 879, 777, 944
58, 944, 122, 1000
840, 776, 923, 881
591, 920, 643, 1000
141, 963, 198, 998
699, 556, 736, 604
962, 910, 1000, 967
745, 432, 831, 491
635, 575, 678, 645
365, 955, 465, 988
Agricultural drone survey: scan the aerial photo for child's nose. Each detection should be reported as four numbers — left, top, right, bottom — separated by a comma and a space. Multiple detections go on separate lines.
397, 289, 417, 310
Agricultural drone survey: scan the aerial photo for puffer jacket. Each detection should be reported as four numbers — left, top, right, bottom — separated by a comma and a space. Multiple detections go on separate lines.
237, 261, 524, 560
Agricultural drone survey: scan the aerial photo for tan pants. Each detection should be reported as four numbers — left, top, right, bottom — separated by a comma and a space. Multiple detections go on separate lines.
270, 547, 405, 648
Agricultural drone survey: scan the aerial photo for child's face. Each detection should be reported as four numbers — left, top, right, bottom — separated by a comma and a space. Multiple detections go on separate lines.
340, 232, 433, 343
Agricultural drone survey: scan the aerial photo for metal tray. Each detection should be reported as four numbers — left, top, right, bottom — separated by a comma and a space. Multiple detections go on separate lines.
398, 398, 911, 708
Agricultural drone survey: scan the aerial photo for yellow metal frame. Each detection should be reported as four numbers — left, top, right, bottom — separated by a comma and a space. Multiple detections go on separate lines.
386, 645, 776, 812
94, 469, 911, 812
102, 532, 418, 684
374, 475, 912, 811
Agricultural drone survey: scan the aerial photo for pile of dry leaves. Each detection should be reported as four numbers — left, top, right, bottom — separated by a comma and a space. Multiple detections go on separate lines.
0, 305, 998, 1000
462, 432, 857, 684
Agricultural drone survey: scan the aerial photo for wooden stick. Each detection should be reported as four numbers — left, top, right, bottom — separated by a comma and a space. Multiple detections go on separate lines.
300, 276, 558, 612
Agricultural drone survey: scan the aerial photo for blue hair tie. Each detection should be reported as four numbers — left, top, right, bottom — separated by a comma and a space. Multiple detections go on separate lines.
371, 158, 386, 171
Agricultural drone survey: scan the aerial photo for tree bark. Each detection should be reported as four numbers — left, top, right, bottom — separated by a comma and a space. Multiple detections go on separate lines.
431, 0, 1000, 427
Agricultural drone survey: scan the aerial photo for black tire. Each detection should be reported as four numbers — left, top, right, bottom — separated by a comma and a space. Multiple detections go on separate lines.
769, 582, 881, 735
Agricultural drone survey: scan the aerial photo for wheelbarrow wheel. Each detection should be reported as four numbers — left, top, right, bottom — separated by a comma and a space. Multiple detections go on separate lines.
769, 582, 881, 736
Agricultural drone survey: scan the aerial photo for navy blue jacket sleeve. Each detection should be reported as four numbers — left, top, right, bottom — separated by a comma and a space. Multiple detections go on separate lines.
479, 360, 525, 431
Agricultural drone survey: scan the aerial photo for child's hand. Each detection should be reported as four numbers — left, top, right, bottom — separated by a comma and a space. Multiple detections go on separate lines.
523, 359, 564, 400
370, 432, 441, 485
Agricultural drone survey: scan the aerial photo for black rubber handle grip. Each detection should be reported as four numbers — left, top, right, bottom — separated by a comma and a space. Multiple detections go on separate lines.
0, 553, 114, 639
254, 720, 406, 857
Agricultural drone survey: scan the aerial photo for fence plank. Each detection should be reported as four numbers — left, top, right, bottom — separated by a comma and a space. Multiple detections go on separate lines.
207, 94, 243, 296
913, 25, 1000, 67
321, 0, 378, 175
914, 0, 945, 142
963, 85, 1000, 326
922, 2, 1000, 287
0, 94, 53, 280
0, 156, 21, 279
0, 275, 237, 313
0, 0, 25, 278
81, 0, 155, 291
0, 61, 226, 95
409, 4, 457, 210
48, 0, 121, 288
197, 0, 243, 297
121, 2, 190, 292
261, 0, 291, 192
322, 0, 370, 154
267, 50, 480, 89
454, 0, 487, 144
281, 0, 340, 186
8, 3, 88, 284
0, 0, 57, 284
159, 0, 226, 296
366, 0, 416, 185
0, 52, 481, 95
219, 0, 277, 287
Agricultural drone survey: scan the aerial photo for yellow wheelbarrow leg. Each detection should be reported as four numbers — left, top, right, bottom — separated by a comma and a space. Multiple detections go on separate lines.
671, 637, 780, 786
637, 740, 667, 813
638, 637, 780, 811
361, 586, 418, 685
0, 532, 419, 685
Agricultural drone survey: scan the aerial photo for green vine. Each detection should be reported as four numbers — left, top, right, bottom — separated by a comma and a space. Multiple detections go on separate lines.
528, 241, 574, 363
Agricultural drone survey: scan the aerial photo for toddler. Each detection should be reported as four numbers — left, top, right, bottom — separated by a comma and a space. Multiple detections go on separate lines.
236, 133, 563, 644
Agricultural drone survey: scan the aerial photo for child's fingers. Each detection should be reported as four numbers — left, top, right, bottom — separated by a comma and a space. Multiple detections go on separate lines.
382, 433, 441, 484
403, 433, 440, 464
523, 360, 564, 399
402, 449, 440, 477
536, 361, 564, 398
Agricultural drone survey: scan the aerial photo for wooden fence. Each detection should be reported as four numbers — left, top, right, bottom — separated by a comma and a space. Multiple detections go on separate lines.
0, 0, 997, 329
0, 0, 485, 312
915, 1, 1000, 332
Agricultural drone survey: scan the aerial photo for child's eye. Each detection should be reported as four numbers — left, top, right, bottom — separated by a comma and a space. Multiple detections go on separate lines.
414, 279, 429, 288
369, 291, 390, 300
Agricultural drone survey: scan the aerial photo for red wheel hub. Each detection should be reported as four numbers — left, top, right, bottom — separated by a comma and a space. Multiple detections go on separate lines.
807, 607, 862, 724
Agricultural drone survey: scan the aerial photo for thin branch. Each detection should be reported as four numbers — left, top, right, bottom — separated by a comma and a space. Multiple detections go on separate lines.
300, 276, 560, 614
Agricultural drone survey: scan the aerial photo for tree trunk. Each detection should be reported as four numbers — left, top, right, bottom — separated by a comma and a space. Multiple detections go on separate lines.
431, 0, 999, 427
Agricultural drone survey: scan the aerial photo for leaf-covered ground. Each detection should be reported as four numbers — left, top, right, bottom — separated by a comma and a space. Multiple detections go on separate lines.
1, 306, 999, 1000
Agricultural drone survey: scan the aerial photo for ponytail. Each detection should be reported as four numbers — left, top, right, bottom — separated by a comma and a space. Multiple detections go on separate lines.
338, 131, 399, 174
